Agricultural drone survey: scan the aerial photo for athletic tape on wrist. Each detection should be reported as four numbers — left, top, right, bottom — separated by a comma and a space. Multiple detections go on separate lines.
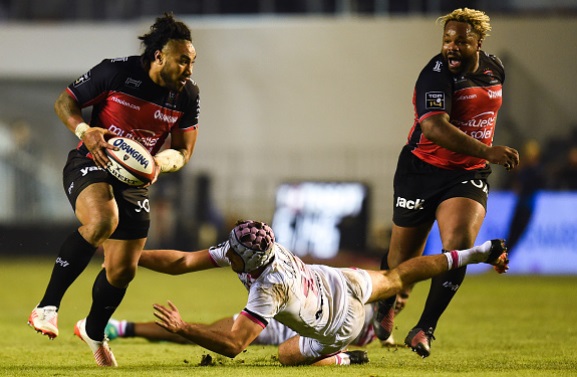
74, 122, 90, 140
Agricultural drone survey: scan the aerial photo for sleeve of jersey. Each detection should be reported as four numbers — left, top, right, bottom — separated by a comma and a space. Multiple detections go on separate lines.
488, 53, 506, 84
415, 59, 453, 123
66, 58, 117, 108
241, 282, 284, 329
207, 242, 232, 267
239, 309, 268, 329
176, 83, 200, 131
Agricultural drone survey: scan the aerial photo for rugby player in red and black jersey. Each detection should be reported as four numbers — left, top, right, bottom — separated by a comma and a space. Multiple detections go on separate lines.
28, 13, 200, 366
373, 8, 519, 358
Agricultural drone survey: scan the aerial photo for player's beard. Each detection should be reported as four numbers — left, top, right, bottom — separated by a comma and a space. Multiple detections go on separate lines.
458, 55, 477, 75
160, 67, 185, 92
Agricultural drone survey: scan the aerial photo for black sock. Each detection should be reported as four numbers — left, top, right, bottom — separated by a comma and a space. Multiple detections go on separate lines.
86, 269, 126, 341
124, 322, 135, 337
38, 230, 97, 308
415, 265, 467, 331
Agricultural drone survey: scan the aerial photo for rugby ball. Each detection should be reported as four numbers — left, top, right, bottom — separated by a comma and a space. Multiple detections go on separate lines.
105, 137, 157, 186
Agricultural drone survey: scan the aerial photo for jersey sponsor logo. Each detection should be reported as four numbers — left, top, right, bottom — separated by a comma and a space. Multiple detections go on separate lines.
425, 92, 445, 110
456, 93, 477, 101
154, 109, 178, 124
110, 96, 141, 111
488, 89, 502, 99
110, 57, 129, 62
80, 166, 105, 177
463, 128, 493, 139
73, 71, 91, 88
108, 126, 158, 150
132, 129, 159, 149
455, 111, 496, 140
453, 111, 496, 129
125, 77, 142, 88
432, 60, 443, 72
396, 197, 425, 210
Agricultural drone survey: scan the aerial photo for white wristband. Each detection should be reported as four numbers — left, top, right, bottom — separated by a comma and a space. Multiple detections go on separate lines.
155, 148, 186, 173
74, 122, 90, 140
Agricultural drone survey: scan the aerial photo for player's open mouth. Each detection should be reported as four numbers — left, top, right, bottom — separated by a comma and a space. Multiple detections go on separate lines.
448, 58, 461, 69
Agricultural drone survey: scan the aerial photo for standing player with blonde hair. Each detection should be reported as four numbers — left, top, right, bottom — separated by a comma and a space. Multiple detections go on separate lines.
373, 8, 519, 358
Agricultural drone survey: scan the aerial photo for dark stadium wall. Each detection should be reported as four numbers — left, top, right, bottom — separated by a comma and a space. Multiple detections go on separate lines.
0, 222, 78, 256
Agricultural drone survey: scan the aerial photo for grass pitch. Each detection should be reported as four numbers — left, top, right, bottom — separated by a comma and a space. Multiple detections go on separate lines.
1, 256, 577, 376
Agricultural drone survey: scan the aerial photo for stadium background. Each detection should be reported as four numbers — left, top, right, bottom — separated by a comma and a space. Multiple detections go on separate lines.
1, 1, 577, 274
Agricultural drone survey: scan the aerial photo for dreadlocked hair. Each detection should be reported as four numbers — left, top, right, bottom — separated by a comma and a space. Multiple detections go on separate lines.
437, 8, 491, 41
139, 12, 192, 67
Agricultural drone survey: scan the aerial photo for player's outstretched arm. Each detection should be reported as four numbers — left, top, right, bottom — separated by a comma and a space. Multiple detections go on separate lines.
139, 248, 217, 275
154, 301, 262, 358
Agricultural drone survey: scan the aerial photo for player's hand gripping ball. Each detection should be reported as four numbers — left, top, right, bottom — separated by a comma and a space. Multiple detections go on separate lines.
105, 137, 157, 186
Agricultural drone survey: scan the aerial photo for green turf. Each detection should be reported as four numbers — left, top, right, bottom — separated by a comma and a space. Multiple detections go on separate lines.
2, 256, 577, 376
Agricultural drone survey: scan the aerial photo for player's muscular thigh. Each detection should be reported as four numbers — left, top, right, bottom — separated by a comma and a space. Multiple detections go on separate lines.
76, 183, 119, 245
436, 197, 485, 249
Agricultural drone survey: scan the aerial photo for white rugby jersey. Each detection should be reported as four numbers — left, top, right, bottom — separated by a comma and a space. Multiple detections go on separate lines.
208, 242, 372, 344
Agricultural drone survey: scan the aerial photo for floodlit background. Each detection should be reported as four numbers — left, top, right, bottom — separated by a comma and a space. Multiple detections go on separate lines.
1, 0, 577, 273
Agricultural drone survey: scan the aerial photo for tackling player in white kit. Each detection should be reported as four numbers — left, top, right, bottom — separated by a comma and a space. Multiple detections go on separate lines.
140, 220, 508, 366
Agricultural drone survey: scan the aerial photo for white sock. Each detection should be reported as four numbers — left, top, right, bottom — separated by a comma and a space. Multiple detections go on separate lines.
444, 240, 493, 269
444, 250, 461, 270
334, 352, 351, 365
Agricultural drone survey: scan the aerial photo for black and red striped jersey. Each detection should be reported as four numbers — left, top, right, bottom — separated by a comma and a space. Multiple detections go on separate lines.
406, 51, 505, 170
66, 56, 200, 156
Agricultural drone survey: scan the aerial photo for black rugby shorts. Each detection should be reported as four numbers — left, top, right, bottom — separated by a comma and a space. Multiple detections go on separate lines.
392, 146, 491, 227
62, 149, 151, 240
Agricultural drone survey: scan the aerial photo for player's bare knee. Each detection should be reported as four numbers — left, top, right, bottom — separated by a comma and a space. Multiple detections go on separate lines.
441, 233, 476, 251
106, 265, 137, 288
277, 343, 300, 366
81, 218, 118, 245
